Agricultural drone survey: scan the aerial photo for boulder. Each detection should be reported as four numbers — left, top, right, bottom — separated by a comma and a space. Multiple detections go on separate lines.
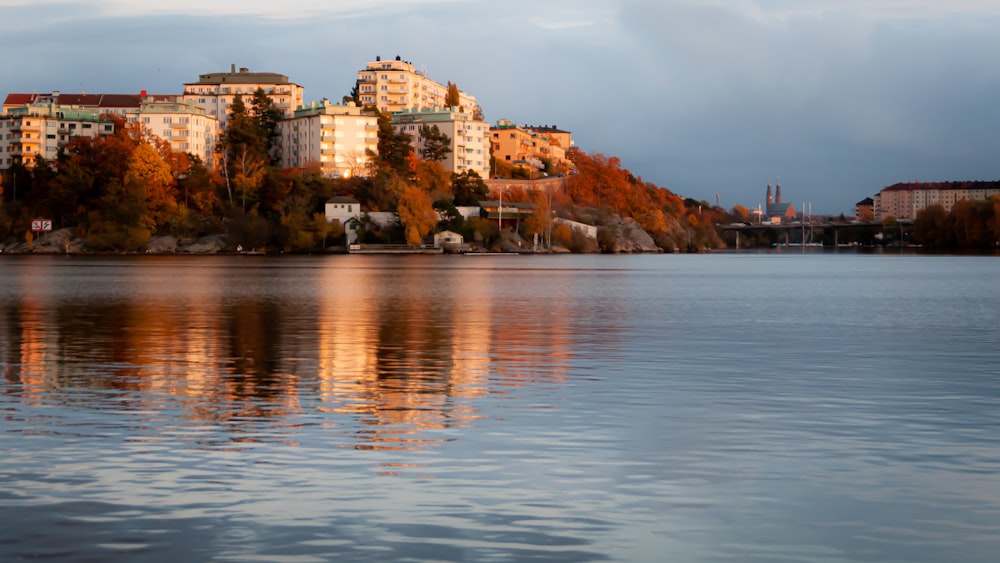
179, 234, 227, 253
601, 216, 660, 253
146, 235, 178, 253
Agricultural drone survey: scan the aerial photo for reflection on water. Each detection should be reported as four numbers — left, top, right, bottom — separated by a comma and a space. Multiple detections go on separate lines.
2, 253, 1000, 562
1, 257, 576, 453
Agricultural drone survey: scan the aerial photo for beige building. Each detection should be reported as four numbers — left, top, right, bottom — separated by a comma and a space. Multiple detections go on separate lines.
490, 119, 568, 172
2, 91, 174, 117
357, 56, 478, 116
127, 98, 219, 165
874, 181, 1000, 221
392, 107, 490, 177
281, 100, 379, 178
182, 65, 304, 125
523, 124, 573, 153
0, 105, 114, 169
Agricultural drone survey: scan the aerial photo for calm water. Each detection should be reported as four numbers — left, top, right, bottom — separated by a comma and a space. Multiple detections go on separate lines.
1, 252, 999, 562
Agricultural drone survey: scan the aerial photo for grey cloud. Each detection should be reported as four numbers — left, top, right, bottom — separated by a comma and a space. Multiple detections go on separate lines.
2, 1, 998, 213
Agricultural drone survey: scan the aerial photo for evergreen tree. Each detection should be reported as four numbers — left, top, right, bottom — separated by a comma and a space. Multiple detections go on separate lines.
375, 111, 413, 172
418, 124, 452, 162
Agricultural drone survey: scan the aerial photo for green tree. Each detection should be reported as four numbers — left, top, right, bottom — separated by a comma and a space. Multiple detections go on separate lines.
251, 87, 283, 165
451, 170, 489, 206
418, 124, 452, 162
342, 81, 361, 105
375, 110, 413, 172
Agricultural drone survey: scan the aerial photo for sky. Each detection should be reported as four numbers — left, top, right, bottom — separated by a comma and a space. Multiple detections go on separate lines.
2, 0, 999, 214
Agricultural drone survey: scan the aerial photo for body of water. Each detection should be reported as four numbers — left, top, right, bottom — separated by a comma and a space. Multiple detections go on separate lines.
1, 253, 999, 562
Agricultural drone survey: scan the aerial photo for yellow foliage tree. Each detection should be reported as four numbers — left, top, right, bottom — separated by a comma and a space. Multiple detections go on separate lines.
397, 185, 438, 245
125, 143, 177, 229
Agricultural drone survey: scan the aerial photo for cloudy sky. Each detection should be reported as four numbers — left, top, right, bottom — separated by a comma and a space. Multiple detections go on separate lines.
3, 0, 999, 214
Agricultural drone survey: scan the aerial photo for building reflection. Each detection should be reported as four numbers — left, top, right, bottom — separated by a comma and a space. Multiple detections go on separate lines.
1, 258, 583, 452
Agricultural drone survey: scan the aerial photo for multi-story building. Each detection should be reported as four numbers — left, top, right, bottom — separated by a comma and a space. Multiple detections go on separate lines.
490, 119, 567, 172
392, 107, 490, 177
522, 124, 573, 153
182, 65, 304, 125
0, 104, 115, 169
2, 91, 175, 117
280, 100, 379, 179
874, 181, 1000, 221
127, 98, 219, 165
356, 56, 478, 116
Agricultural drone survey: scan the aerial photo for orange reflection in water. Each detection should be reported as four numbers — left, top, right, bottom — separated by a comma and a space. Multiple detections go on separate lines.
1, 257, 580, 452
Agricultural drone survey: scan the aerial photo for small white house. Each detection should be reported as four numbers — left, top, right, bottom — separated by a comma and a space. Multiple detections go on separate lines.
434, 230, 464, 247
325, 196, 361, 244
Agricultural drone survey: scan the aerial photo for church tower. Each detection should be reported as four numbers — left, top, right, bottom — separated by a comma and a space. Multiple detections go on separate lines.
766, 182, 773, 214
775, 181, 782, 204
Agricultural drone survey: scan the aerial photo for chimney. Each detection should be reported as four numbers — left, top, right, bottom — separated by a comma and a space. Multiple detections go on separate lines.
231, 63, 236, 73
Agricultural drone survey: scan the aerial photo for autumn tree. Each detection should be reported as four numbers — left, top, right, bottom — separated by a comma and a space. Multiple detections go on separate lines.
397, 184, 437, 245
913, 204, 949, 247
125, 143, 178, 230
445, 82, 461, 108
525, 188, 554, 249
414, 159, 451, 201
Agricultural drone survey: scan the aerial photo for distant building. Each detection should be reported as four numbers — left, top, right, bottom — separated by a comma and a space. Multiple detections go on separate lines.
391, 107, 490, 177
855, 197, 875, 221
182, 64, 304, 125
764, 181, 796, 223
490, 119, 569, 173
2, 91, 175, 117
522, 124, 573, 152
356, 55, 478, 116
281, 100, 379, 178
873, 181, 1000, 221
0, 95, 219, 169
128, 98, 219, 165
0, 104, 115, 169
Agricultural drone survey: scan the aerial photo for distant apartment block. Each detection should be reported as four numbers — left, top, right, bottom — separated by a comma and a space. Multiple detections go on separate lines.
0, 104, 115, 169
874, 181, 1000, 221
280, 100, 379, 178
392, 107, 490, 177
182, 65, 304, 125
357, 56, 478, 116
127, 98, 219, 165
2, 91, 175, 117
522, 124, 573, 153
490, 119, 569, 172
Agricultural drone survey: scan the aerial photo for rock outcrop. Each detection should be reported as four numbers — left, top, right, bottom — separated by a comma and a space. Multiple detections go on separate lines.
600, 216, 660, 253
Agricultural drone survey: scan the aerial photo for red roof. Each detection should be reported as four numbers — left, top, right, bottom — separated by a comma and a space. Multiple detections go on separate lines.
4, 92, 179, 109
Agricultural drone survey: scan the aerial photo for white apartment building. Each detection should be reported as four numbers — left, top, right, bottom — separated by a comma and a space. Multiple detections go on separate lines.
182, 65, 304, 126
392, 107, 490, 177
357, 56, 479, 116
0, 105, 114, 169
127, 98, 219, 165
280, 100, 379, 179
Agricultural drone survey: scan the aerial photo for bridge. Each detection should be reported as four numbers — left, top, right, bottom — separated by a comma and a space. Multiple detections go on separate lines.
720, 221, 913, 248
